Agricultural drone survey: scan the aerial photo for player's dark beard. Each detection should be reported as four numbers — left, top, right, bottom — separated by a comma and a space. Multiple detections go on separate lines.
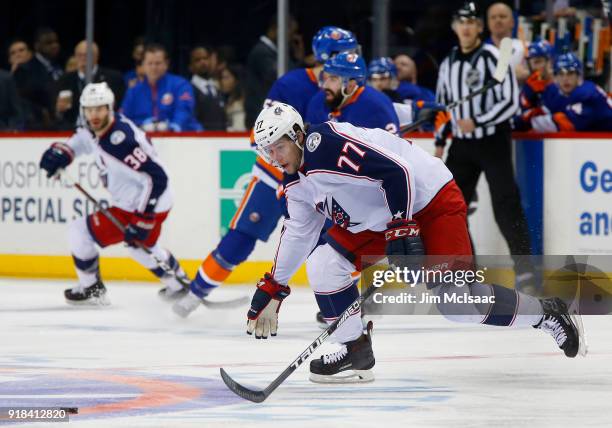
325, 89, 344, 111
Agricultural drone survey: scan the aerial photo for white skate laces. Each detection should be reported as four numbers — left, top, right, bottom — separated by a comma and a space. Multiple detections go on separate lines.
540, 316, 568, 347
323, 345, 348, 365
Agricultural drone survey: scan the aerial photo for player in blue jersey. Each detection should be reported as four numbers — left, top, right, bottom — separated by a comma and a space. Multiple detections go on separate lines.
517, 52, 612, 132
306, 52, 400, 133
172, 27, 359, 317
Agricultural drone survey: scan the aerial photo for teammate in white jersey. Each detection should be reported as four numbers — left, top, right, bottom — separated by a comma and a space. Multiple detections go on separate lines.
244, 103, 584, 383
38, 82, 187, 305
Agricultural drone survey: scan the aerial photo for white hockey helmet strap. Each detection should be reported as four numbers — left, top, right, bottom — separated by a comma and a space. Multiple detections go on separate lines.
253, 103, 305, 165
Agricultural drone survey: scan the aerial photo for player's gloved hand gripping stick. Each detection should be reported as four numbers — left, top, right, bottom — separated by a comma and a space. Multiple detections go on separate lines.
59, 169, 248, 309
400, 37, 513, 135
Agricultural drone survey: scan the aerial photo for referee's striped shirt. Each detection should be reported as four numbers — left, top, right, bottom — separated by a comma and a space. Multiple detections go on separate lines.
436, 42, 519, 140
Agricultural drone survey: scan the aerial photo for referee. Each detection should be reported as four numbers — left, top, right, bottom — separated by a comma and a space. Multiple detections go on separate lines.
435, 2, 535, 290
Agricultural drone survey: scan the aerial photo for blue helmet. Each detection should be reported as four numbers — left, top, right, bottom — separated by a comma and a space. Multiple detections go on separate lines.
368, 57, 397, 79
527, 39, 553, 59
312, 26, 358, 63
324, 52, 367, 86
553, 52, 582, 75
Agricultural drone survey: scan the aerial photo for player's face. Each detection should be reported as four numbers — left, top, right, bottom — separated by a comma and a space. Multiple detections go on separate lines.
370, 75, 390, 91
528, 57, 549, 75
322, 73, 346, 109
83, 106, 111, 132
556, 70, 579, 95
394, 55, 415, 82
143, 51, 169, 83
453, 18, 482, 51
266, 137, 301, 174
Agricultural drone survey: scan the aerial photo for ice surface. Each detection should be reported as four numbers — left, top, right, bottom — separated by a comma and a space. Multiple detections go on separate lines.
1, 278, 611, 427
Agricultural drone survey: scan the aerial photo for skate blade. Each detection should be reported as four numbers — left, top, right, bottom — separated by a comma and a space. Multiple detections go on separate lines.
309, 370, 375, 384
570, 312, 588, 357
65, 294, 111, 307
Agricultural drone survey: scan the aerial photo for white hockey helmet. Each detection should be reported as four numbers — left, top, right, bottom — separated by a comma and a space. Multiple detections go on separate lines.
253, 103, 305, 165
79, 82, 115, 120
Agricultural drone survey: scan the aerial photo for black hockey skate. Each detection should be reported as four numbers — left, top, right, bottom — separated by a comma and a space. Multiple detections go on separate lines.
534, 297, 587, 357
310, 322, 375, 383
64, 281, 109, 306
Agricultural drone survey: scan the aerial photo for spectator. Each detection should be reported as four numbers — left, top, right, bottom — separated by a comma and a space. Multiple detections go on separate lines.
189, 45, 227, 130
219, 64, 246, 131
0, 69, 24, 130
244, 16, 303, 128
7, 40, 32, 74
121, 43, 202, 132
124, 37, 145, 89
53, 40, 125, 130
13, 27, 63, 129
486, 2, 529, 82
394, 54, 435, 102
64, 56, 78, 73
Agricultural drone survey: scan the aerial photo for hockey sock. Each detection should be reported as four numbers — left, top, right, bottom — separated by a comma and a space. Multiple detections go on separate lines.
314, 280, 362, 342
190, 230, 257, 298
72, 254, 99, 287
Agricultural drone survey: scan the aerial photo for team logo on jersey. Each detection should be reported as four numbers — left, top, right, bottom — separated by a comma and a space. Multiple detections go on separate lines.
316, 197, 360, 229
306, 132, 321, 152
109, 130, 126, 145
161, 93, 174, 105
465, 68, 481, 91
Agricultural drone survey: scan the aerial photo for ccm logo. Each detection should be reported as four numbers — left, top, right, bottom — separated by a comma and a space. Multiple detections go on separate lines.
385, 226, 419, 241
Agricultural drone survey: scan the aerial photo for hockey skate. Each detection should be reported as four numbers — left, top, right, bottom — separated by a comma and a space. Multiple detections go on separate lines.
534, 297, 587, 357
158, 265, 190, 302
172, 291, 203, 318
64, 281, 109, 306
310, 322, 375, 383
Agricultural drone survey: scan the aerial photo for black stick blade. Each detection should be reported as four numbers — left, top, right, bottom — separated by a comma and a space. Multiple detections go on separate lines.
220, 368, 269, 403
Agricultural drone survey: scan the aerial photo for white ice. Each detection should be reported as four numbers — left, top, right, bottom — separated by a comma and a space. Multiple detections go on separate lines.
1, 278, 611, 428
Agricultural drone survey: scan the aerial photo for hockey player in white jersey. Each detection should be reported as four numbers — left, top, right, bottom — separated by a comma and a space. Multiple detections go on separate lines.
245, 103, 585, 383
38, 82, 188, 305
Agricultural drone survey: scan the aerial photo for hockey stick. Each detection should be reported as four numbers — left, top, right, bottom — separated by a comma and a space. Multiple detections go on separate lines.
220, 279, 380, 403
399, 37, 513, 135
60, 170, 248, 309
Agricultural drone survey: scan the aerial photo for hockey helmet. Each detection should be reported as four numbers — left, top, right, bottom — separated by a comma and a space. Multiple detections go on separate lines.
253, 103, 305, 165
324, 52, 367, 86
553, 52, 582, 75
312, 26, 358, 63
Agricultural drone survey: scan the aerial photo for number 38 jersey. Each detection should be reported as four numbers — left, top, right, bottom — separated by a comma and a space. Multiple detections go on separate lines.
64, 113, 173, 214
271, 121, 453, 284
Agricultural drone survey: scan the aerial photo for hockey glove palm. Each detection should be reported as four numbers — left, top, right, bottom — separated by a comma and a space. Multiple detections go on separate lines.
124, 212, 156, 245
247, 273, 291, 339
385, 219, 425, 269
39, 142, 74, 178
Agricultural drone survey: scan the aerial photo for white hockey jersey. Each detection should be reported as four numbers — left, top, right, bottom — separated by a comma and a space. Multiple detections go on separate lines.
271, 121, 453, 284
64, 114, 173, 214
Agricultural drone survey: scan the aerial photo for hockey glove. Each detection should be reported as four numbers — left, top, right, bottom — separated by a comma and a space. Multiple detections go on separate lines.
124, 212, 156, 245
434, 111, 452, 148
247, 273, 291, 339
385, 219, 425, 270
412, 100, 446, 124
39, 142, 74, 178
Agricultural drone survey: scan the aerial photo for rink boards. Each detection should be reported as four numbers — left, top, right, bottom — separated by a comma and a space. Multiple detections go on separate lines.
0, 132, 610, 283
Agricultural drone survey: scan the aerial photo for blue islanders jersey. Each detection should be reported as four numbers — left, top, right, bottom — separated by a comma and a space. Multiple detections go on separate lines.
550, 81, 612, 131
264, 68, 319, 116
520, 79, 567, 113
305, 86, 400, 134
396, 81, 435, 103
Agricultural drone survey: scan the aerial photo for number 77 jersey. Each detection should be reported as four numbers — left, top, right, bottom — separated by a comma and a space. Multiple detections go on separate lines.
272, 121, 453, 284
63, 113, 173, 214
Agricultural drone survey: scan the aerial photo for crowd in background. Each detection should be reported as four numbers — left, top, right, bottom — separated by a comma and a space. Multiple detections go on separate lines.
0, 1, 610, 133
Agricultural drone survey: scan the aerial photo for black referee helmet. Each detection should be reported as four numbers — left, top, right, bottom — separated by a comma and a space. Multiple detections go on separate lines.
453, 1, 481, 21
